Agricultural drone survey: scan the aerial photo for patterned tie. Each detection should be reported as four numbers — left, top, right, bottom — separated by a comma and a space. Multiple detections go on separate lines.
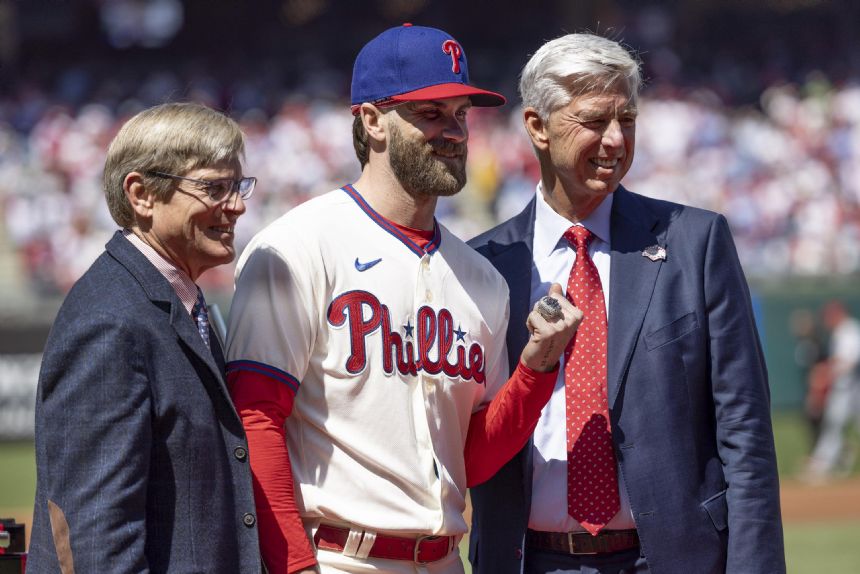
563, 225, 620, 535
191, 287, 211, 349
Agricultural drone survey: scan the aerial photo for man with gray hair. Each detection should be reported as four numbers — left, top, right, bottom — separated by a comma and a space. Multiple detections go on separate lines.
468, 33, 785, 573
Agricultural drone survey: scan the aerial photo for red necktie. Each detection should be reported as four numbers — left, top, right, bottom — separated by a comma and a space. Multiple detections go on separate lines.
563, 225, 620, 535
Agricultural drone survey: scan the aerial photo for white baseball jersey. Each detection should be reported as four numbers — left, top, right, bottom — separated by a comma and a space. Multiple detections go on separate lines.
226, 185, 510, 537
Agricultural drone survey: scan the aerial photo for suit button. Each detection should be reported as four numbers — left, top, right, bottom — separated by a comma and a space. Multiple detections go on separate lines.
234, 446, 248, 461
515, 547, 523, 559
243, 513, 256, 527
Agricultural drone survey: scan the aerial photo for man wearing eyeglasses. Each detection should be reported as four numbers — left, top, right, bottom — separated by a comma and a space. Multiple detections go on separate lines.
29, 102, 263, 573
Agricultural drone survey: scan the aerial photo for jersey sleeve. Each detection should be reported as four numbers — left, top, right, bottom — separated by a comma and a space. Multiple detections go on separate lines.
464, 361, 558, 487
227, 231, 320, 380
463, 272, 557, 487
226, 230, 321, 574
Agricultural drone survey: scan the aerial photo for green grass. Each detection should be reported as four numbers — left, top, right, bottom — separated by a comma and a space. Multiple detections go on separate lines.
784, 521, 860, 573
772, 410, 815, 477
772, 410, 860, 478
0, 441, 35, 510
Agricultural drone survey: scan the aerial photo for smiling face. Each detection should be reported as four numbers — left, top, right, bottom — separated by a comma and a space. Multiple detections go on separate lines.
385, 97, 470, 198
145, 159, 246, 280
539, 84, 637, 209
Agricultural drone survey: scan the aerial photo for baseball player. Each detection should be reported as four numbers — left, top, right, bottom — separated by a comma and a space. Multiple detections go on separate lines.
226, 24, 582, 574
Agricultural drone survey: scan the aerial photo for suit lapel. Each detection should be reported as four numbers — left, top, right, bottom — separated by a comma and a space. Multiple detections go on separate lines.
607, 187, 664, 409
105, 232, 238, 421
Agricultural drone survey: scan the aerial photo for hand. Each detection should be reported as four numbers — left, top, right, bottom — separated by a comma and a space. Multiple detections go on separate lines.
519, 283, 583, 372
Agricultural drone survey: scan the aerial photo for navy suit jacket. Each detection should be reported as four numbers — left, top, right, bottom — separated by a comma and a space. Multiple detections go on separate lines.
467, 187, 785, 574
29, 232, 261, 573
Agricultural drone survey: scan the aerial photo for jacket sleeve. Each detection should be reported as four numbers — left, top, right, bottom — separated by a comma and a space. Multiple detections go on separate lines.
35, 312, 152, 573
704, 215, 786, 572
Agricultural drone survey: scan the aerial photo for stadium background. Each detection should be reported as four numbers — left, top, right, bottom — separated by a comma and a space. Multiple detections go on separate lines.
0, 0, 858, 570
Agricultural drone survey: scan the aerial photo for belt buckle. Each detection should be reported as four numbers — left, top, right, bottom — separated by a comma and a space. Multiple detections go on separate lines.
567, 532, 598, 555
413, 535, 452, 564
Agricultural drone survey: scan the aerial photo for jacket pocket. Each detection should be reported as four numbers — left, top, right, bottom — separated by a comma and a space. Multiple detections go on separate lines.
644, 312, 699, 351
701, 488, 728, 531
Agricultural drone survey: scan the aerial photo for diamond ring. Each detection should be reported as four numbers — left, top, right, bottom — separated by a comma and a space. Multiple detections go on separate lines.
536, 296, 563, 322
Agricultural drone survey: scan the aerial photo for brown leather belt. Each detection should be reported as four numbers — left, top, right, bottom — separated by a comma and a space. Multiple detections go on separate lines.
314, 524, 456, 564
526, 528, 640, 555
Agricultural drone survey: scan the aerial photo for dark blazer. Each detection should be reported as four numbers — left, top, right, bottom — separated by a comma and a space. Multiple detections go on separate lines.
468, 186, 785, 574
29, 232, 261, 573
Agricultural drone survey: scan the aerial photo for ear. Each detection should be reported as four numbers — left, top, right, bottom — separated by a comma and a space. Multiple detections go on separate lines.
359, 103, 387, 144
523, 107, 549, 151
123, 171, 156, 220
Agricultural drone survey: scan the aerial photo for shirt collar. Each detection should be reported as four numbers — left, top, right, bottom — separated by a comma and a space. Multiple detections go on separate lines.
533, 182, 614, 258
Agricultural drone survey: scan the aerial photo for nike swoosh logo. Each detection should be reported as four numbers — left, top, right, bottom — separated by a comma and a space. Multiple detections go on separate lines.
354, 257, 382, 272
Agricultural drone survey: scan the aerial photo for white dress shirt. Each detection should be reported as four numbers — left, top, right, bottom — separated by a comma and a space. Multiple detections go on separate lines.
528, 183, 637, 533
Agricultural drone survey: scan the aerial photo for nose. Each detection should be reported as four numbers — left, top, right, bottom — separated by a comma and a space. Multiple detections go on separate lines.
221, 191, 247, 215
601, 119, 625, 148
442, 115, 467, 144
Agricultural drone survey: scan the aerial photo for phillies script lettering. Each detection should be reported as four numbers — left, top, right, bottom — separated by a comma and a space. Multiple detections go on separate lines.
327, 290, 485, 384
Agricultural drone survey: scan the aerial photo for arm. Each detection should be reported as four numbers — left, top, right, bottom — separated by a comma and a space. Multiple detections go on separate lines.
227, 369, 317, 574
227, 238, 320, 574
36, 312, 152, 573
465, 283, 581, 487
465, 361, 557, 487
705, 215, 785, 572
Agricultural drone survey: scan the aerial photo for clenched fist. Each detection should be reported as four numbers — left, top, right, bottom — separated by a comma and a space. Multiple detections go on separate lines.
520, 283, 583, 372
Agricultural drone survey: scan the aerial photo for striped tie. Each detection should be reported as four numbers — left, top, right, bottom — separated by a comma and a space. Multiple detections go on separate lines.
191, 288, 210, 349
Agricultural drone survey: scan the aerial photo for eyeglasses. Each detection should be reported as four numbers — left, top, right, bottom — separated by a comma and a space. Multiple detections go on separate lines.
147, 171, 256, 203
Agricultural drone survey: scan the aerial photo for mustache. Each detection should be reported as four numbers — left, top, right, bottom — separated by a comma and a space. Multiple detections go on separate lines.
427, 139, 467, 157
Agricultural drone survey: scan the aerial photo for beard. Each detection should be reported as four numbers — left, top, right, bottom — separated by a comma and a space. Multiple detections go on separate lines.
388, 122, 468, 198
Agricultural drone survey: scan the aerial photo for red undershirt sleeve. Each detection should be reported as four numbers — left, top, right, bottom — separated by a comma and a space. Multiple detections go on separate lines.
227, 370, 318, 574
464, 360, 559, 488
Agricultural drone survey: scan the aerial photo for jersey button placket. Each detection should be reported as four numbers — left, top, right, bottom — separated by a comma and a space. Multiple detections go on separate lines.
414, 254, 439, 489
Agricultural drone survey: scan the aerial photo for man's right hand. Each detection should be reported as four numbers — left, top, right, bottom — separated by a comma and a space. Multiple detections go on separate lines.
519, 283, 583, 372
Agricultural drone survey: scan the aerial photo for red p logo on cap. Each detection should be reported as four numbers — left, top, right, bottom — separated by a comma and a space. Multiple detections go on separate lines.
442, 40, 462, 74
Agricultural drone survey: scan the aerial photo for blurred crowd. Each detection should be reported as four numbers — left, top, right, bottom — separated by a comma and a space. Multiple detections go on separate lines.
1, 71, 860, 296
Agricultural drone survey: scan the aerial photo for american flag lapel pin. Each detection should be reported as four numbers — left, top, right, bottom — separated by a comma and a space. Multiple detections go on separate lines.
642, 244, 667, 261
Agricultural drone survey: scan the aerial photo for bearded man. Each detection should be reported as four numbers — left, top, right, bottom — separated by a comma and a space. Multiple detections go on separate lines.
225, 24, 583, 574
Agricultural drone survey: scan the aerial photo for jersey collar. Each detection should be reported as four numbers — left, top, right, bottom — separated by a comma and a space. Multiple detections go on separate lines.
342, 184, 442, 257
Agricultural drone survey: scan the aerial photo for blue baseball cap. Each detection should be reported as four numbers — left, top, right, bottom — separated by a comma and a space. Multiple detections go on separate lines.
350, 23, 506, 115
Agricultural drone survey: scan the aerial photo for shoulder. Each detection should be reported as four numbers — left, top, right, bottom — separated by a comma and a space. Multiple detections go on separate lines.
259, 189, 349, 238
51, 240, 176, 342
238, 189, 349, 262
470, 199, 535, 249
617, 187, 723, 230
59, 251, 140, 316
439, 226, 509, 294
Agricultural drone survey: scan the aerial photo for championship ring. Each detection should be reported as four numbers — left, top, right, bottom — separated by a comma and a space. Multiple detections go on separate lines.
537, 296, 563, 322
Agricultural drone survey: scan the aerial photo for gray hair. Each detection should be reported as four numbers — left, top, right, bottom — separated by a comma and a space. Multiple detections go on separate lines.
519, 33, 642, 120
103, 102, 245, 227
